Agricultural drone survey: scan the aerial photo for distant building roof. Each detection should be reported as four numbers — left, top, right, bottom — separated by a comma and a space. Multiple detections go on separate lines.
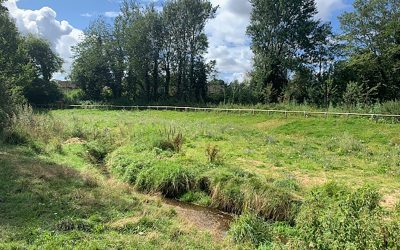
57, 80, 78, 90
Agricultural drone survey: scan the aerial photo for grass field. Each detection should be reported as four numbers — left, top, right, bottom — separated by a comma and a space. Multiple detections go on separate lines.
1, 109, 399, 249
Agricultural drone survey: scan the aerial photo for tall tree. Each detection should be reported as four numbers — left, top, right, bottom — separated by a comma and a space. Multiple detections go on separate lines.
71, 18, 114, 101
247, 0, 329, 102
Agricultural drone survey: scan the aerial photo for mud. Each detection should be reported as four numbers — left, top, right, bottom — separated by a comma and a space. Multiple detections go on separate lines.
163, 198, 233, 238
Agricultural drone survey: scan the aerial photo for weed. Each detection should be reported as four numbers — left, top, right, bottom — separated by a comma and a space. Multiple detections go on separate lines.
294, 184, 398, 249
206, 144, 222, 164
156, 126, 184, 152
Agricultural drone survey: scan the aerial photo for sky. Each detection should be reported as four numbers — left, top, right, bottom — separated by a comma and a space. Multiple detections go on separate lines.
3, 0, 354, 82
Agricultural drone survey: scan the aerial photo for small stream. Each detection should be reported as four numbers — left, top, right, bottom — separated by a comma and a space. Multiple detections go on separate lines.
163, 198, 233, 238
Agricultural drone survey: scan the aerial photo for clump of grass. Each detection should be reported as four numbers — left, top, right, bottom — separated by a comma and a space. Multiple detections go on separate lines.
327, 133, 364, 155
156, 127, 184, 152
391, 137, 400, 146
265, 135, 278, 145
55, 218, 95, 232
206, 144, 223, 164
107, 145, 154, 183
273, 177, 300, 192
202, 168, 299, 222
228, 212, 272, 246
135, 162, 196, 198
179, 191, 211, 206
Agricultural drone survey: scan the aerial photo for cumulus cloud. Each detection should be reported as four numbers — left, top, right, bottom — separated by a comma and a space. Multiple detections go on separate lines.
4, 0, 84, 80
206, 0, 347, 82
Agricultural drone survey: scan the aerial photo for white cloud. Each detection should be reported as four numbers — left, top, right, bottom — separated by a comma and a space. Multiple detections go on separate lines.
316, 0, 348, 21
104, 11, 121, 18
4, 0, 84, 80
206, 0, 347, 83
81, 13, 93, 18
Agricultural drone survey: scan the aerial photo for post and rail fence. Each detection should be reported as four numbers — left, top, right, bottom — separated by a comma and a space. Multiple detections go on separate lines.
33, 104, 400, 120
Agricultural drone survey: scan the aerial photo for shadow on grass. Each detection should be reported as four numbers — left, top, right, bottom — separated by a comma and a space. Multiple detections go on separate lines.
0, 148, 140, 233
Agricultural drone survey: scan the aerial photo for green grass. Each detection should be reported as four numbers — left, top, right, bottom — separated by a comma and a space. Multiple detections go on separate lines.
1, 109, 399, 248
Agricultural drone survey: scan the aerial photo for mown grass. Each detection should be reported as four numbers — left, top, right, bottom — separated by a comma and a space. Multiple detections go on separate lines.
1, 108, 399, 248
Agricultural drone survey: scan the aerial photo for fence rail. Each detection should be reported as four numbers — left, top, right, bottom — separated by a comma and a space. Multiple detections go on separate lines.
33, 104, 400, 120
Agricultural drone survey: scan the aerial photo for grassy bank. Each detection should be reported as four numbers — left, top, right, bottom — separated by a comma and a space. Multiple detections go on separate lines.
1, 108, 399, 248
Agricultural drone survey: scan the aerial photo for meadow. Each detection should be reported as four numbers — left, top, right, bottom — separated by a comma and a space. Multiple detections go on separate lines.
1, 108, 399, 249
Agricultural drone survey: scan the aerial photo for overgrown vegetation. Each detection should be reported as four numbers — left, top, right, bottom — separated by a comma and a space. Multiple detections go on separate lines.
1, 109, 398, 248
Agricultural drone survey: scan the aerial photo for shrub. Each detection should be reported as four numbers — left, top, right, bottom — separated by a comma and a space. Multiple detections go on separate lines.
228, 212, 272, 246
294, 184, 400, 249
272, 177, 300, 192
85, 128, 120, 163
380, 100, 400, 115
135, 162, 196, 198
24, 79, 63, 105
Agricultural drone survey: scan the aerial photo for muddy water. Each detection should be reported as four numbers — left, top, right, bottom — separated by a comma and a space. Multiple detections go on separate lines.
163, 199, 233, 238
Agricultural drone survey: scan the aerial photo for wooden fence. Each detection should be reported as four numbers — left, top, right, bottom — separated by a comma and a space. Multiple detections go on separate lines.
33, 104, 400, 120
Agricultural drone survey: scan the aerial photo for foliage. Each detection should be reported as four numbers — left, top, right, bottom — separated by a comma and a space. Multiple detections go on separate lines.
72, 0, 217, 103
23, 35, 63, 82
247, 0, 332, 102
294, 183, 400, 249
23, 78, 63, 104
339, 0, 400, 102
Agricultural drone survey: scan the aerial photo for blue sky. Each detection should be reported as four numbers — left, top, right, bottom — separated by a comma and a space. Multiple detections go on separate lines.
4, 0, 354, 82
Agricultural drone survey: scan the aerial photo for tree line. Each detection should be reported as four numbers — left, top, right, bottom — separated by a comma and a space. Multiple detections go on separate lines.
71, 0, 218, 103
1, 0, 63, 134
1, 0, 399, 115
215, 0, 399, 107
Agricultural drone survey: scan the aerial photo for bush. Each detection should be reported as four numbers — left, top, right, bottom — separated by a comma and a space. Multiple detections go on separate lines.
294, 183, 400, 249
24, 79, 63, 105
327, 133, 364, 155
380, 100, 400, 115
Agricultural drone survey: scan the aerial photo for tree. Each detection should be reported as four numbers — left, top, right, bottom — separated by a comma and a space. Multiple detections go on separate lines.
339, 0, 400, 101
23, 35, 63, 81
0, 0, 33, 131
22, 35, 64, 104
247, 0, 330, 102
71, 18, 114, 101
